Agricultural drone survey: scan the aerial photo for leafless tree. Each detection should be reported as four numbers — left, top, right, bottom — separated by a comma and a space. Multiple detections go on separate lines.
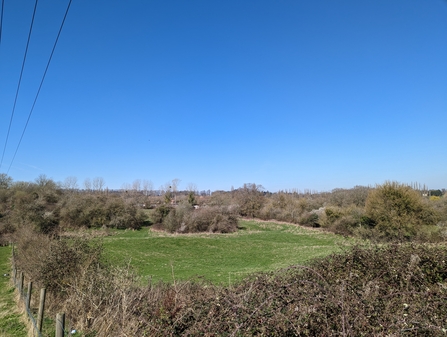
171, 179, 181, 204
143, 179, 153, 196
63, 176, 78, 191
187, 183, 197, 193
132, 179, 141, 193
84, 178, 92, 192
171, 178, 181, 192
121, 182, 131, 191
93, 177, 105, 193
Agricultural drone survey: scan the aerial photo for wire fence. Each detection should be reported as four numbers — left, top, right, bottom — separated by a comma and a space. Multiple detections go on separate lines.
11, 246, 74, 337
14, 276, 43, 337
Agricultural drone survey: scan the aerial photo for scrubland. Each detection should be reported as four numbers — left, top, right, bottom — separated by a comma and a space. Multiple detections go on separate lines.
1, 174, 446, 336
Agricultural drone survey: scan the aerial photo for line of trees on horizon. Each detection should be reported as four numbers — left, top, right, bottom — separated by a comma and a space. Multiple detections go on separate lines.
1, 172, 446, 242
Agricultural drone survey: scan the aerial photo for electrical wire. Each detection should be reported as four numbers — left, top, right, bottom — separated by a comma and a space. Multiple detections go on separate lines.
0, 0, 4, 47
0, 0, 39, 171
6, 0, 73, 174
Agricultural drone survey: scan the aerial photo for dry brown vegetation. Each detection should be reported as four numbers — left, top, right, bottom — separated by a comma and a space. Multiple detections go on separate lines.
11, 228, 447, 336
2, 175, 447, 335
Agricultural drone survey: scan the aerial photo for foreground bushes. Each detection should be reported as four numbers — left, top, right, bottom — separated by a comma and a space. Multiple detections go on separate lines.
13, 226, 447, 336
135, 244, 447, 336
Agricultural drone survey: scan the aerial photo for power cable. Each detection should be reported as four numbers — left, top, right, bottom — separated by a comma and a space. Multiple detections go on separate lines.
6, 0, 73, 174
0, 0, 39, 171
0, 0, 4, 47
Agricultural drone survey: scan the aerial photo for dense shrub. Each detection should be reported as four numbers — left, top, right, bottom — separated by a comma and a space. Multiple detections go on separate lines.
298, 212, 320, 227
431, 196, 447, 222
188, 206, 238, 233
317, 206, 365, 236
11, 226, 52, 282
159, 203, 238, 233
258, 194, 314, 224
162, 203, 193, 232
59, 194, 145, 229
365, 181, 440, 241
235, 183, 265, 218
152, 204, 173, 224
38, 238, 104, 294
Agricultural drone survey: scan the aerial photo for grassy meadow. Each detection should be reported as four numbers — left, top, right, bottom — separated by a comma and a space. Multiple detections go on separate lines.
102, 219, 352, 285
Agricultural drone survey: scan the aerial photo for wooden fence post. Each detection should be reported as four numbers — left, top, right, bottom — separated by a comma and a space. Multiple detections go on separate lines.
26, 281, 32, 311
37, 288, 46, 333
56, 313, 65, 337
19, 271, 24, 295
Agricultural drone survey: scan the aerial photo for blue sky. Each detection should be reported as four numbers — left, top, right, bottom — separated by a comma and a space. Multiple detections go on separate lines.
0, 0, 446, 192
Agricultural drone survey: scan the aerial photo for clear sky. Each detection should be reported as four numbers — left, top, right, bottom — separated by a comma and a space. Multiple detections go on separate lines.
0, 0, 446, 192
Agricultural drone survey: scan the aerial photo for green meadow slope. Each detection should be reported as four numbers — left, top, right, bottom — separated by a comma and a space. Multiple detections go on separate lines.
103, 219, 352, 285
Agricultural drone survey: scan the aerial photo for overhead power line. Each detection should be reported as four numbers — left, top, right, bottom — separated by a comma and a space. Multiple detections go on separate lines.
6, 0, 73, 174
0, 0, 4, 46
0, 0, 39, 171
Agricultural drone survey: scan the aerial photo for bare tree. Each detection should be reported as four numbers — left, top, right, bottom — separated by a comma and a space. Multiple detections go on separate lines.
171, 178, 181, 192
84, 178, 92, 192
132, 179, 141, 193
63, 176, 78, 191
93, 177, 105, 193
142, 179, 153, 196
187, 183, 197, 193
160, 183, 172, 204
35, 174, 50, 187
171, 178, 181, 204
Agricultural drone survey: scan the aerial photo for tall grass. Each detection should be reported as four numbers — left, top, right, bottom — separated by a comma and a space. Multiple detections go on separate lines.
0, 246, 27, 337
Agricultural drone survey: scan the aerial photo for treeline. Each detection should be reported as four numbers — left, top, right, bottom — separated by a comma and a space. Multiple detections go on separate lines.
199, 182, 446, 242
1, 173, 446, 242
0, 174, 147, 244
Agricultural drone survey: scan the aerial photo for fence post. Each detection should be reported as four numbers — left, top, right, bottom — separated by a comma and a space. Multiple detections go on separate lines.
12, 267, 16, 285
26, 281, 33, 311
37, 288, 46, 333
19, 271, 24, 295
56, 313, 65, 337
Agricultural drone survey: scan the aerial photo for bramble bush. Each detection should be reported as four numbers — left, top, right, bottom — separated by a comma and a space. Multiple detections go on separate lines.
39, 243, 446, 336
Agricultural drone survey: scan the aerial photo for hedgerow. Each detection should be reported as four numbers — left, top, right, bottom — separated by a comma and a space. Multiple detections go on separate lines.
135, 244, 447, 336
13, 227, 447, 336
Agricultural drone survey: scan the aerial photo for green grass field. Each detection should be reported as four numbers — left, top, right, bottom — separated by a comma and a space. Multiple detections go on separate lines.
0, 246, 27, 337
103, 219, 352, 285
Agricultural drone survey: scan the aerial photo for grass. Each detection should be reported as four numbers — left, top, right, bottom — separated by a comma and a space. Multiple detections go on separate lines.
0, 246, 27, 337
102, 219, 352, 285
